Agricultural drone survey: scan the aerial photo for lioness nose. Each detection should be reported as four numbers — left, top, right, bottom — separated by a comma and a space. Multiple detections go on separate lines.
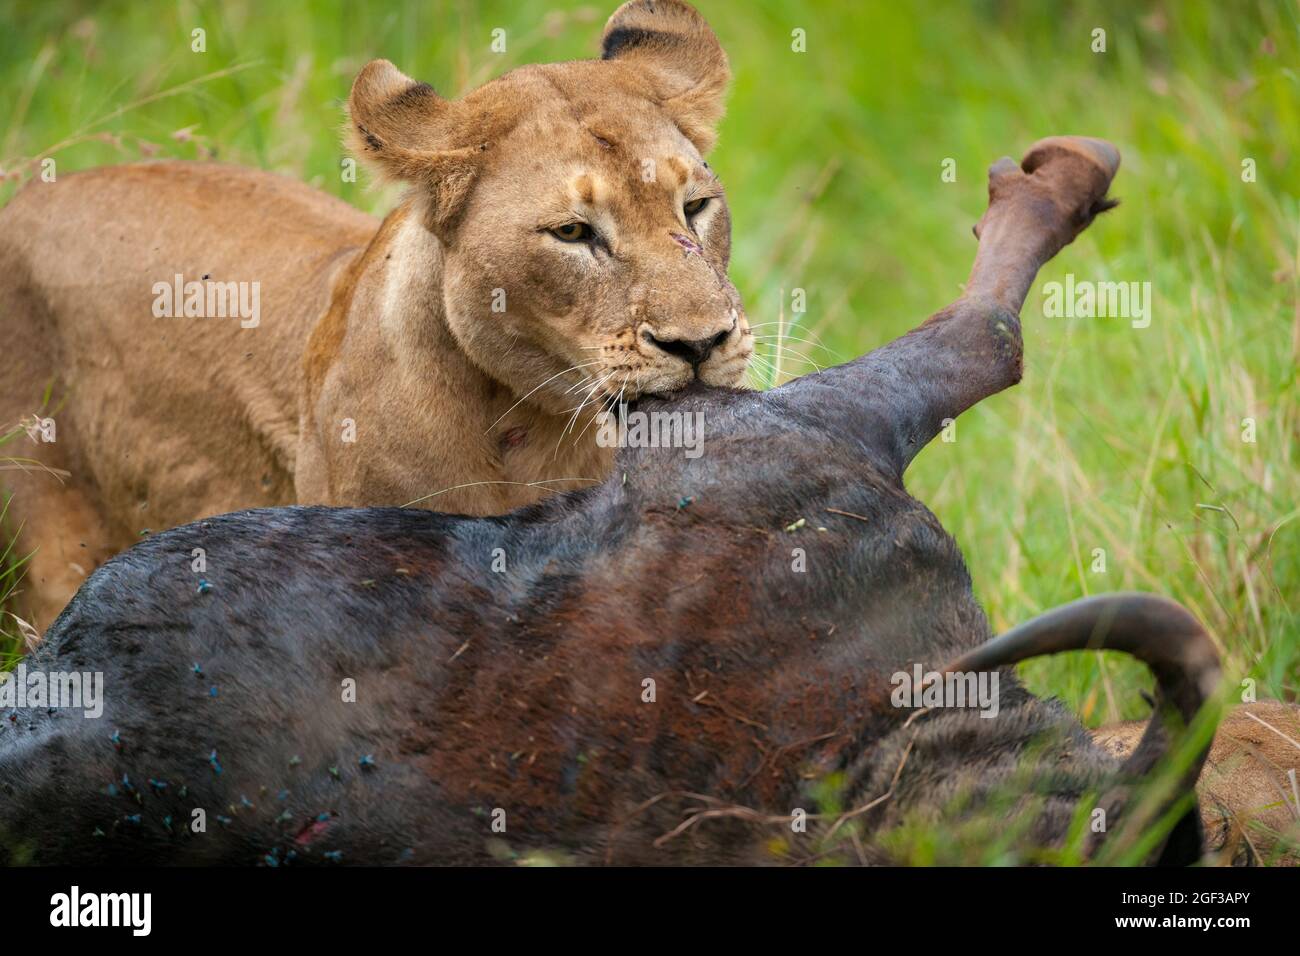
643, 326, 731, 369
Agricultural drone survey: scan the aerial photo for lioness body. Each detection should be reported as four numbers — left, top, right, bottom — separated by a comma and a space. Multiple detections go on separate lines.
1093, 701, 1300, 865
0, 162, 368, 625
0, 0, 751, 628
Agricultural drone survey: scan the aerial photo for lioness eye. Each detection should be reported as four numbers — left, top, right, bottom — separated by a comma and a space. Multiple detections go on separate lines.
550, 222, 593, 243
684, 197, 709, 216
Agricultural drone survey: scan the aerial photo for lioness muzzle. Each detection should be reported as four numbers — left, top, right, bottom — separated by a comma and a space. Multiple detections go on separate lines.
0, 136, 1221, 866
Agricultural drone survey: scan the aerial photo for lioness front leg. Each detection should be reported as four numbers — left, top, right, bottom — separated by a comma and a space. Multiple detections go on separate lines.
781, 136, 1120, 475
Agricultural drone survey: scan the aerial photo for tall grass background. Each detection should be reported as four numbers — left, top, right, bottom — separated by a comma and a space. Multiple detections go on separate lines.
0, 0, 1296, 859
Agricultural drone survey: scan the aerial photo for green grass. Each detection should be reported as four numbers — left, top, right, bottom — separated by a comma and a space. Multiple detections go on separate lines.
0, 0, 1297, 861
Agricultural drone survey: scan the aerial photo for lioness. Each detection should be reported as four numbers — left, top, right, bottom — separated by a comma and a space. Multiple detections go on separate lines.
1094, 700, 1300, 865
0, 0, 751, 629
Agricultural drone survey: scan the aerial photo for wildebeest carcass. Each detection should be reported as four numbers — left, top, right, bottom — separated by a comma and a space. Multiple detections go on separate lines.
0, 137, 1221, 866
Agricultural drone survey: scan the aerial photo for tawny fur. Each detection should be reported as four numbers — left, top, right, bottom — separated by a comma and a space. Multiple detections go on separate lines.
1094, 701, 1300, 865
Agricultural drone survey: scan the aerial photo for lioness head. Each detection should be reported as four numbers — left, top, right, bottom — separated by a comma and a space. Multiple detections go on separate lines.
346, 0, 750, 411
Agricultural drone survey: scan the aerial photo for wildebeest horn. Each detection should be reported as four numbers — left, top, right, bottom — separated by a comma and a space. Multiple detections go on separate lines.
940, 593, 1220, 781
938, 593, 1220, 862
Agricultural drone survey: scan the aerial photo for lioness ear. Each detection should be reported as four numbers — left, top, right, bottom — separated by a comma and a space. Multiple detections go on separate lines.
346, 59, 483, 230
601, 0, 730, 153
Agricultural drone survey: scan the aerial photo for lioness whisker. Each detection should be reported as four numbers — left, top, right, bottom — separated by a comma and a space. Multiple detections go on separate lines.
574, 374, 629, 447
484, 360, 602, 435
753, 344, 823, 373
755, 343, 825, 372
399, 476, 601, 509
555, 371, 614, 457
752, 332, 842, 358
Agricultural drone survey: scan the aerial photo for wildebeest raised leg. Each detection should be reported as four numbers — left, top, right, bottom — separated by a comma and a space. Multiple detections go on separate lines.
780, 136, 1120, 476
767, 136, 1219, 861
